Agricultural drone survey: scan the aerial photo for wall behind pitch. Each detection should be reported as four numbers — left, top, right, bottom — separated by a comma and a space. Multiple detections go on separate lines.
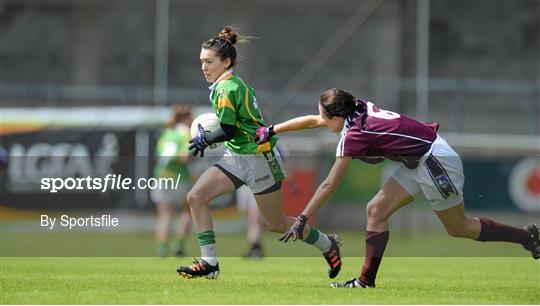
320, 156, 540, 214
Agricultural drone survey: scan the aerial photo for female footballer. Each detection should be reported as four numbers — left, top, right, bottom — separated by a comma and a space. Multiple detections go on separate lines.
152, 104, 193, 257
176, 27, 342, 279
255, 88, 540, 288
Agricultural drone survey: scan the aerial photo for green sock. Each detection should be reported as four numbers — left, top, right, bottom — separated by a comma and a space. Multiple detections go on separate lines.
302, 227, 332, 253
155, 241, 167, 256
172, 238, 185, 251
197, 230, 215, 246
157, 241, 167, 247
303, 227, 320, 245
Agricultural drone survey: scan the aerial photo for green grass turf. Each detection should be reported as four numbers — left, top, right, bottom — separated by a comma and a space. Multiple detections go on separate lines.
1, 230, 533, 257
1, 257, 539, 304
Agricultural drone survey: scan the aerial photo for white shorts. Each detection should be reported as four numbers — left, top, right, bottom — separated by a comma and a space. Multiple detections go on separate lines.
150, 181, 190, 206
392, 135, 465, 211
215, 146, 287, 194
236, 185, 258, 212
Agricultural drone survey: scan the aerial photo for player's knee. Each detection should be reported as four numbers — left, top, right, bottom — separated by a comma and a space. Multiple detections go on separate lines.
266, 222, 285, 233
186, 190, 204, 208
264, 217, 288, 233
444, 217, 477, 238
366, 203, 385, 223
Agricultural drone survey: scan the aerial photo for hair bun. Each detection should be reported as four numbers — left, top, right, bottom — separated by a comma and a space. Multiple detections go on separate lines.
218, 26, 237, 44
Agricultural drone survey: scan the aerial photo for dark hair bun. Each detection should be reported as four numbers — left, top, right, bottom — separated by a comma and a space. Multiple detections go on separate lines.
218, 26, 237, 44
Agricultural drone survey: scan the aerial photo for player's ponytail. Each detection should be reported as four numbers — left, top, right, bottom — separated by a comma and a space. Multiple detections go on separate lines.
202, 26, 250, 69
319, 88, 366, 118
218, 26, 239, 45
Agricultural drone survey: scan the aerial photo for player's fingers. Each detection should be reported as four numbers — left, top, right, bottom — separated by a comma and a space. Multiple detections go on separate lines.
285, 234, 293, 242
197, 124, 205, 135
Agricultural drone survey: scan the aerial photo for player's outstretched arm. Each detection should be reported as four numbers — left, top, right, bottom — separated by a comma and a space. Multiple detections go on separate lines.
274, 115, 326, 134
255, 115, 326, 144
279, 156, 351, 242
301, 156, 351, 218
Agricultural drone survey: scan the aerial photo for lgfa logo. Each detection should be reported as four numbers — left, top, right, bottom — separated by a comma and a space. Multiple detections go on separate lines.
6, 133, 119, 193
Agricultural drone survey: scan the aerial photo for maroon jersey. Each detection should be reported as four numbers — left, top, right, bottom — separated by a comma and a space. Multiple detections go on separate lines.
336, 99, 439, 169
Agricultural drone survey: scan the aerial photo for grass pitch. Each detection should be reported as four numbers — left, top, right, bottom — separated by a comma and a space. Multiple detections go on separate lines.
1, 256, 539, 304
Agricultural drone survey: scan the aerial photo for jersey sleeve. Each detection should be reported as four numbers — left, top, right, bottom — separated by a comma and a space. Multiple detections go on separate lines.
336, 128, 370, 157
215, 86, 237, 126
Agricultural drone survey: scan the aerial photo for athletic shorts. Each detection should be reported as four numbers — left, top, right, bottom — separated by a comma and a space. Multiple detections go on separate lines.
150, 181, 190, 206
215, 146, 287, 194
392, 135, 465, 211
236, 185, 258, 212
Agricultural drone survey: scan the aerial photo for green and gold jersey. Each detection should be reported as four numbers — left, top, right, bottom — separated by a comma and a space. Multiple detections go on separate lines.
154, 125, 191, 182
209, 70, 277, 154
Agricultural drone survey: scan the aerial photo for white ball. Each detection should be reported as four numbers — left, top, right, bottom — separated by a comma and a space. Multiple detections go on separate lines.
190, 113, 221, 138
190, 113, 223, 153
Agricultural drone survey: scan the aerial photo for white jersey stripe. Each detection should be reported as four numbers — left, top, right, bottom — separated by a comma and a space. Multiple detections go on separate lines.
336, 136, 345, 156
361, 130, 433, 144
336, 118, 351, 157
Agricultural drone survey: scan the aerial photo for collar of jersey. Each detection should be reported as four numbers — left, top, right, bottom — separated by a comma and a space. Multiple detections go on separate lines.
208, 69, 234, 91
340, 111, 364, 137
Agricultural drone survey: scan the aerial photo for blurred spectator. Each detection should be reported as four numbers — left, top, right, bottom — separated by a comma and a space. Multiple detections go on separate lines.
151, 104, 194, 257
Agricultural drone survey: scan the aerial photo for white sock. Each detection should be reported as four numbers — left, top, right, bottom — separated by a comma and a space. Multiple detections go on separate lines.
314, 233, 332, 253
201, 243, 217, 266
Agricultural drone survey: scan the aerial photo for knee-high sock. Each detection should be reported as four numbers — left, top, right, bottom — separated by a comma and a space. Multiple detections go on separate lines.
302, 227, 332, 253
197, 230, 217, 266
476, 218, 530, 248
359, 231, 389, 287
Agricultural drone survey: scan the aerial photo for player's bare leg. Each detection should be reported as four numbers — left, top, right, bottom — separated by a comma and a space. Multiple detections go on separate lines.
187, 166, 235, 231
155, 202, 173, 257
433, 203, 480, 239
255, 189, 343, 278
365, 178, 414, 232
332, 178, 413, 288
244, 205, 264, 258
253, 189, 290, 232
177, 166, 236, 279
434, 203, 540, 259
